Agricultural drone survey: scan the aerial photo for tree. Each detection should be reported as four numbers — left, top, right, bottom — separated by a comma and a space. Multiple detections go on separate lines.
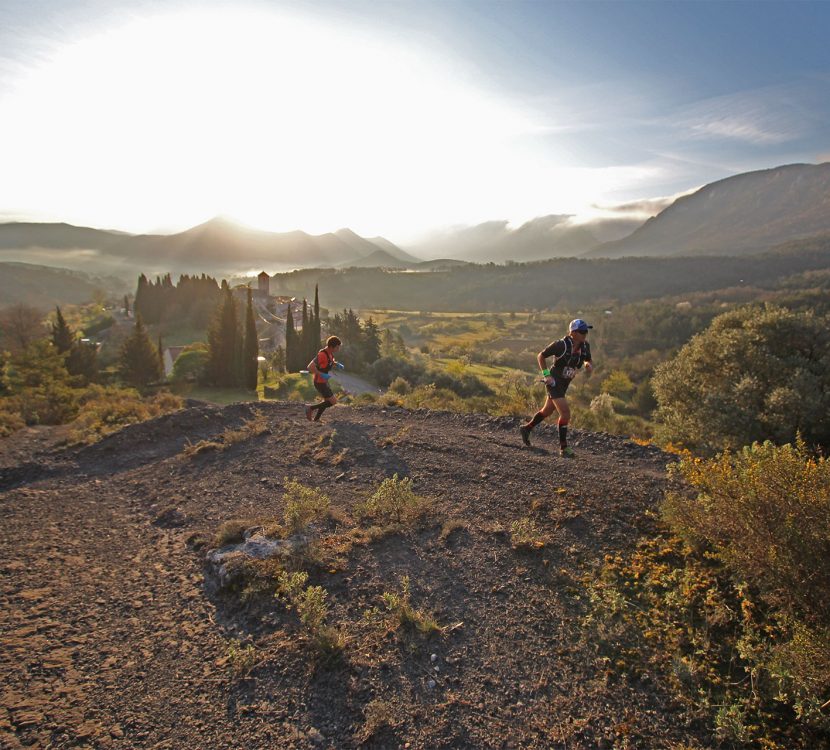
242, 288, 259, 390
51, 307, 75, 354
66, 341, 99, 384
0, 304, 45, 354
5, 340, 79, 424
118, 315, 162, 389
312, 284, 322, 354
285, 303, 301, 372
652, 304, 830, 453
362, 317, 382, 365
205, 284, 238, 387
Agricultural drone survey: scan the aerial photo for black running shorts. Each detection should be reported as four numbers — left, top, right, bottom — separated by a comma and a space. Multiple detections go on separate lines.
545, 377, 571, 400
314, 381, 334, 399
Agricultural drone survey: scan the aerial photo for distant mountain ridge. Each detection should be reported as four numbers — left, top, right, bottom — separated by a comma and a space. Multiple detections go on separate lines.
0, 217, 414, 277
590, 163, 830, 258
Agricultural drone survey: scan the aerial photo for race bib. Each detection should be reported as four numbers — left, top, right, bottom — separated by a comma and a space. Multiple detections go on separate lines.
561, 366, 577, 380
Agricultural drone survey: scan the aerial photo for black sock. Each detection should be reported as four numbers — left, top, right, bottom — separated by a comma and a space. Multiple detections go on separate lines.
558, 423, 568, 449
527, 412, 545, 429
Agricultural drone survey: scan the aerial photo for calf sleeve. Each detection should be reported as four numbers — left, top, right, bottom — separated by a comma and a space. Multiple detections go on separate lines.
527, 411, 546, 428
557, 418, 569, 448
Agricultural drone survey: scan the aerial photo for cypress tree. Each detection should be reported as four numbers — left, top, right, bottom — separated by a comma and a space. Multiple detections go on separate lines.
134, 274, 149, 320
118, 314, 162, 389
285, 303, 300, 372
312, 284, 322, 353
205, 283, 238, 387
242, 288, 259, 390
301, 299, 311, 365
51, 306, 74, 354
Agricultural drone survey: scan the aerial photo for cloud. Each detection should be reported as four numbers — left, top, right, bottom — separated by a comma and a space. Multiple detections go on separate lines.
669, 83, 824, 145
591, 187, 698, 218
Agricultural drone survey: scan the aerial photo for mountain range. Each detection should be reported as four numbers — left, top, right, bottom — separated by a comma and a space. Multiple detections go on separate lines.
590, 162, 830, 258
1, 162, 828, 294
0, 218, 418, 281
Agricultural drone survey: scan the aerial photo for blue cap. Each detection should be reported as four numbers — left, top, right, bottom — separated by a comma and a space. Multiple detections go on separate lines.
569, 318, 592, 333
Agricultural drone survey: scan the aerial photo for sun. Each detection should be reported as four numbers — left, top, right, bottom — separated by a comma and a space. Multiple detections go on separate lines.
0, 6, 612, 239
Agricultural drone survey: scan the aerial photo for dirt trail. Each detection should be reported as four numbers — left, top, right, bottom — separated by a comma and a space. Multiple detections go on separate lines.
0, 401, 699, 749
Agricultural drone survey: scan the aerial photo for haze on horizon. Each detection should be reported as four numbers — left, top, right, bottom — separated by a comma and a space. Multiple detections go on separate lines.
0, 0, 828, 246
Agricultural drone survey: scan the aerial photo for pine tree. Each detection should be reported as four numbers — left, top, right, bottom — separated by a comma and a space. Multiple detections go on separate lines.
242, 288, 259, 390
51, 306, 74, 354
362, 317, 382, 365
118, 315, 162, 389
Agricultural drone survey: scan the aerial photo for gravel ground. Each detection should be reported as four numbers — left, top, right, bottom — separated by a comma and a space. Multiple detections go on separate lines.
0, 401, 706, 749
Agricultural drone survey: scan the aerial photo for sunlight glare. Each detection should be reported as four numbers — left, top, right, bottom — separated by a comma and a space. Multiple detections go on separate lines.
0, 7, 610, 239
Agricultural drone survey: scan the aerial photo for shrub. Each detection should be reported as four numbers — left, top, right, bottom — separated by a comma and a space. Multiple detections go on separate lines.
652, 305, 830, 453
357, 474, 431, 526
0, 401, 25, 437
226, 640, 258, 677
282, 478, 331, 534
363, 575, 440, 636
388, 376, 411, 395
69, 386, 183, 444
171, 348, 208, 382
276, 570, 344, 656
664, 438, 830, 623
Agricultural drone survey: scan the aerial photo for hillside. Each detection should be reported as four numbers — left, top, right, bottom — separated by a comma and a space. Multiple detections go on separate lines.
591, 162, 830, 258
0, 262, 127, 308
0, 400, 710, 749
270, 232, 830, 311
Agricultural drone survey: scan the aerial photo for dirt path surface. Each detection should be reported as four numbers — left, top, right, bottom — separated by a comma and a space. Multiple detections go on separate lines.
0, 401, 701, 749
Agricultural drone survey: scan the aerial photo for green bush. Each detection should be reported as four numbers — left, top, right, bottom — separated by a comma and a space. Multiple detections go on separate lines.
171, 348, 208, 382
357, 473, 431, 526
282, 478, 330, 535
653, 305, 830, 453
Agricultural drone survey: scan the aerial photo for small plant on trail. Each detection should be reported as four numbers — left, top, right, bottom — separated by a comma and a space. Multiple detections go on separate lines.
364, 575, 440, 637
357, 474, 431, 526
276, 571, 344, 657
213, 518, 257, 547
358, 699, 401, 742
226, 640, 258, 677
282, 478, 330, 535
510, 517, 544, 549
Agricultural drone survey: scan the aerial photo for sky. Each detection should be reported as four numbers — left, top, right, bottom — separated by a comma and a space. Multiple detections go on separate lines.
0, 0, 828, 243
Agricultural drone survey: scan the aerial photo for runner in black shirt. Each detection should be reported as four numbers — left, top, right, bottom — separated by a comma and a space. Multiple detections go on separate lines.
519, 319, 594, 457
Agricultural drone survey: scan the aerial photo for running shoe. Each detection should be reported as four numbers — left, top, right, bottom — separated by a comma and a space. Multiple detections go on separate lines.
560, 446, 576, 458
519, 425, 532, 447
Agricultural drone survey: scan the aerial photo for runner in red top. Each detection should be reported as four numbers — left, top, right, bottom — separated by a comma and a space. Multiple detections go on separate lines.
305, 336, 342, 422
